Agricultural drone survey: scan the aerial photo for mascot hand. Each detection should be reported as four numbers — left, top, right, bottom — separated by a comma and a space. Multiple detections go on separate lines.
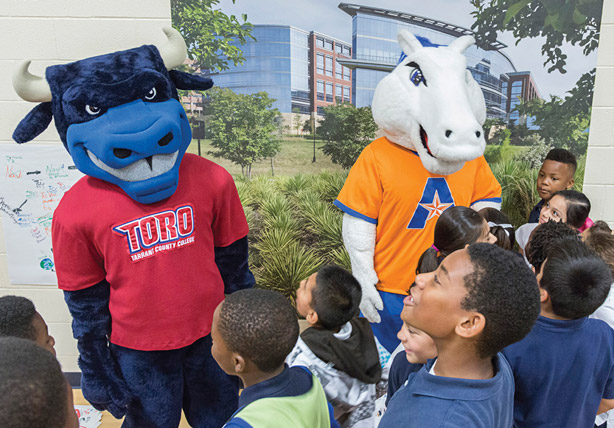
341, 214, 382, 322
358, 274, 383, 323
78, 338, 133, 418
64, 281, 132, 418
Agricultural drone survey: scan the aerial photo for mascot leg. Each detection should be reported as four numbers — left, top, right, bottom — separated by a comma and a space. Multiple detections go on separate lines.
111, 345, 184, 428
182, 335, 239, 428
369, 291, 405, 353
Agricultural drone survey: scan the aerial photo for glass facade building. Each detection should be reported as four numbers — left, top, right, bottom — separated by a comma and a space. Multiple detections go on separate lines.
338, 3, 518, 119
210, 25, 310, 114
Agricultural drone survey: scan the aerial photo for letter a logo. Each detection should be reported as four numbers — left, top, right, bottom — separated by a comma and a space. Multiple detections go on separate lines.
407, 178, 455, 229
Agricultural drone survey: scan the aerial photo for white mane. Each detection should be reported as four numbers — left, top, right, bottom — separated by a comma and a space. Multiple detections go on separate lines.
371, 30, 487, 175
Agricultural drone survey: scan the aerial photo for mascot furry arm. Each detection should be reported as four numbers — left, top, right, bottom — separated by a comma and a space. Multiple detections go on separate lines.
336, 31, 501, 324
13, 28, 254, 418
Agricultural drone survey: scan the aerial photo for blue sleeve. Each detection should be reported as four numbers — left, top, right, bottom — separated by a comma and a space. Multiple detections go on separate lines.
214, 236, 255, 294
223, 418, 253, 428
387, 353, 423, 406
328, 402, 341, 428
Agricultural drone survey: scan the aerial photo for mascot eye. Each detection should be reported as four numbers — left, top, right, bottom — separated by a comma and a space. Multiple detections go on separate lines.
410, 69, 424, 86
144, 87, 157, 100
85, 105, 101, 115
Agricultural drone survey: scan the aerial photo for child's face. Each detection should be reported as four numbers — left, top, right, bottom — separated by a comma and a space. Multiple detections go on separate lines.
210, 304, 236, 376
32, 312, 56, 357
402, 249, 474, 338
296, 272, 317, 319
477, 220, 497, 245
537, 160, 574, 201
396, 321, 437, 364
539, 194, 567, 225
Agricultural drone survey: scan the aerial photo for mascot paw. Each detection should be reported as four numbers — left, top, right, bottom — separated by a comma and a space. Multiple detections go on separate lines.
360, 285, 383, 323
82, 375, 132, 419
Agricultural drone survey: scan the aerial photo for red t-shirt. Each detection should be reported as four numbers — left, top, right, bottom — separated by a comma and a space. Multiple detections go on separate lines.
52, 154, 249, 351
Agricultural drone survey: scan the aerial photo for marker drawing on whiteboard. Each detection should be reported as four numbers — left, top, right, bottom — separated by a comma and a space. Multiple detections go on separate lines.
12, 199, 27, 214
26, 170, 41, 175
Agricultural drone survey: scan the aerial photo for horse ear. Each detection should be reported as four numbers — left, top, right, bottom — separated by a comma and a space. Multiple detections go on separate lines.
448, 35, 475, 53
397, 30, 423, 56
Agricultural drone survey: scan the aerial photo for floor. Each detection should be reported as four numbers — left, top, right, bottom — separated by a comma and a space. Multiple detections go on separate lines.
73, 389, 191, 428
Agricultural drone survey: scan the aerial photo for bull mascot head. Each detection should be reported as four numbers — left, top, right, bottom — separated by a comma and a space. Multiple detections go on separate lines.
372, 30, 487, 176
12, 27, 212, 204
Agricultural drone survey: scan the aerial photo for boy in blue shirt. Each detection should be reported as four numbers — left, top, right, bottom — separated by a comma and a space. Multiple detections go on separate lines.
528, 148, 576, 223
211, 289, 339, 428
380, 243, 540, 428
504, 225, 614, 428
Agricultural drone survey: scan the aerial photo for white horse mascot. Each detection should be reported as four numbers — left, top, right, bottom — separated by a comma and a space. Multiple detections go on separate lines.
334, 30, 502, 353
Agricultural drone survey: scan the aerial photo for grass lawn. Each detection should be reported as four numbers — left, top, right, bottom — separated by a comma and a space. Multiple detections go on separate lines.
186, 136, 344, 178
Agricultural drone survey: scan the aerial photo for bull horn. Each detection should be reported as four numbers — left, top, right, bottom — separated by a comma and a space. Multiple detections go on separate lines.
12, 60, 52, 103
158, 26, 187, 70
448, 35, 475, 53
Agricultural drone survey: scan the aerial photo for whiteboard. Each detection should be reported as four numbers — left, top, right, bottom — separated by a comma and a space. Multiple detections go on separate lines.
0, 144, 83, 285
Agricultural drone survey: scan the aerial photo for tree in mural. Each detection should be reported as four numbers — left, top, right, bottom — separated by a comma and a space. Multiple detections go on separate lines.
171, 0, 255, 72
207, 88, 281, 178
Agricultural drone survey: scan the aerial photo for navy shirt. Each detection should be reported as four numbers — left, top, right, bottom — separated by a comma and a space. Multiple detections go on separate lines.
528, 199, 544, 223
503, 316, 614, 428
386, 352, 423, 405
380, 353, 514, 428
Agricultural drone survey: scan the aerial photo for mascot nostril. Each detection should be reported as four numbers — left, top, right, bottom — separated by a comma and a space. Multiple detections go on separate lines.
114, 148, 132, 159
158, 132, 173, 147
335, 30, 502, 355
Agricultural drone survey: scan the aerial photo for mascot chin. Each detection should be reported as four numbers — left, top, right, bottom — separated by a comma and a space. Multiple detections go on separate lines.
335, 30, 501, 353
12, 28, 254, 427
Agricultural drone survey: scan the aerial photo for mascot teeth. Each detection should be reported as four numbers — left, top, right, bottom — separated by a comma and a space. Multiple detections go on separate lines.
87, 150, 179, 182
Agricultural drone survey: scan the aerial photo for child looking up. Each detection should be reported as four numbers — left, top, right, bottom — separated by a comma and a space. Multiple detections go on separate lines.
517, 189, 590, 261
504, 235, 614, 428
287, 265, 381, 428
380, 244, 540, 428
386, 321, 436, 405
211, 289, 338, 428
479, 207, 516, 250
416, 206, 496, 274
528, 148, 576, 223
0, 337, 79, 428
0, 295, 56, 356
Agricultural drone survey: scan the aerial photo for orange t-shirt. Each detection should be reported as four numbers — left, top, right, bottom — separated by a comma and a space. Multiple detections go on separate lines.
335, 137, 501, 294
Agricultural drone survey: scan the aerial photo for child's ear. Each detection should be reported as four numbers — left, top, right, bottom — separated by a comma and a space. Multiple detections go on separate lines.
566, 178, 575, 190
455, 312, 486, 339
233, 354, 246, 374
539, 287, 549, 303
306, 310, 319, 326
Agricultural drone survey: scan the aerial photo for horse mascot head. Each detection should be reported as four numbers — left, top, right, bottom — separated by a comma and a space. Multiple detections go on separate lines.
11, 27, 212, 204
372, 30, 487, 175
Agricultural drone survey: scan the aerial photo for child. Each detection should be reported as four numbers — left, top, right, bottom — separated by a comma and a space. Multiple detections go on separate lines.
0, 337, 79, 428
503, 237, 614, 428
211, 288, 338, 428
416, 206, 496, 274
517, 189, 591, 261
0, 295, 56, 356
479, 207, 515, 250
380, 243, 540, 427
528, 148, 576, 223
386, 321, 436, 405
584, 226, 614, 328
286, 265, 381, 428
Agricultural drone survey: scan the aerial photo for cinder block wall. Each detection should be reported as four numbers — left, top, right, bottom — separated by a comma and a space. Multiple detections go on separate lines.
0, 0, 171, 372
584, 0, 614, 227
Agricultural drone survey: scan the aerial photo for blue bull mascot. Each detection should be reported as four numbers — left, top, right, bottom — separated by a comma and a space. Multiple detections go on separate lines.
12, 27, 254, 428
